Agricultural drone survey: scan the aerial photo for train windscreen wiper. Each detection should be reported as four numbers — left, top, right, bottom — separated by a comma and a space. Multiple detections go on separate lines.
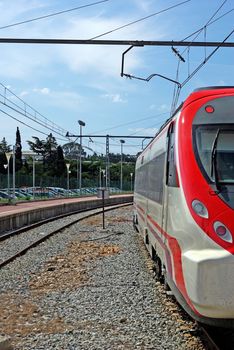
211, 129, 220, 193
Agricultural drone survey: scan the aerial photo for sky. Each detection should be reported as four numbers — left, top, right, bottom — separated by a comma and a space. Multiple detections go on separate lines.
0, 0, 233, 156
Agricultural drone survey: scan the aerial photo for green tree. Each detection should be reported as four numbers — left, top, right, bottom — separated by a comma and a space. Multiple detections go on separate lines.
56, 145, 66, 176
0, 137, 11, 174
27, 133, 58, 175
15, 127, 23, 171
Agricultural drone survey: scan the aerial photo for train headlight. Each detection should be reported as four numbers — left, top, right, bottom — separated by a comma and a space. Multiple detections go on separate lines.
214, 221, 233, 243
192, 200, 209, 218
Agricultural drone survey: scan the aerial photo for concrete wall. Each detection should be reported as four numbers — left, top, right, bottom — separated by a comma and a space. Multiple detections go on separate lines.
0, 196, 133, 234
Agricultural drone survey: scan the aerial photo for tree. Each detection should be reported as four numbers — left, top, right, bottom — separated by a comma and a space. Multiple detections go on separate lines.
56, 145, 66, 176
44, 133, 58, 174
27, 136, 46, 159
0, 137, 11, 153
28, 134, 57, 169
62, 142, 86, 160
15, 127, 23, 171
0, 137, 11, 174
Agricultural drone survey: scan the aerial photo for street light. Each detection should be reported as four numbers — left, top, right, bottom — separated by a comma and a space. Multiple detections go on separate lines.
130, 172, 133, 192
12, 145, 15, 200
5, 152, 11, 202
120, 139, 125, 192
66, 163, 71, 192
78, 120, 85, 194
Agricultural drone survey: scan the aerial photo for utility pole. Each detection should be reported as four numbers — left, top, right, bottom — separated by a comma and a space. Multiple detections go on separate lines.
78, 120, 85, 193
120, 139, 125, 192
105, 135, 110, 188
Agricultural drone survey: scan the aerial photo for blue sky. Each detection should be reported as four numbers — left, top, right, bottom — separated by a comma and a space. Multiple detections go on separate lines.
0, 0, 233, 155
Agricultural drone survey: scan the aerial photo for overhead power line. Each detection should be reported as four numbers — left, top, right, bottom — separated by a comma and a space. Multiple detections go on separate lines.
0, 108, 66, 141
0, 0, 109, 31
90, 0, 191, 40
90, 112, 168, 134
181, 8, 234, 42
0, 83, 69, 138
171, 1, 233, 113
0, 38, 233, 47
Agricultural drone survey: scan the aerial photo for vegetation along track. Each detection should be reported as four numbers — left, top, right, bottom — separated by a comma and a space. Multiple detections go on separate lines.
0, 202, 132, 269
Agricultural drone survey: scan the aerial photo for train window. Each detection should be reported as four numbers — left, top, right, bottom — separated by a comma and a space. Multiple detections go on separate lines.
194, 126, 234, 184
148, 153, 166, 203
166, 123, 179, 187
135, 152, 166, 204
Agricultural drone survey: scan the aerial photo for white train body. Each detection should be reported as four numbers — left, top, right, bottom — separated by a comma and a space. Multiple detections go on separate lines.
134, 87, 234, 327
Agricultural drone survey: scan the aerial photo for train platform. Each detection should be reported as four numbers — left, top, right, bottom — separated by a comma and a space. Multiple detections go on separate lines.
0, 194, 133, 234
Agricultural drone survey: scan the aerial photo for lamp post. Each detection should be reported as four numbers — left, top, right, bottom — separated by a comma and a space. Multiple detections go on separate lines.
78, 120, 85, 194
32, 155, 35, 199
5, 152, 11, 202
12, 145, 15, 200
120, 139, 125, 192
66, 163, 70, 192
130, 172, 133, 192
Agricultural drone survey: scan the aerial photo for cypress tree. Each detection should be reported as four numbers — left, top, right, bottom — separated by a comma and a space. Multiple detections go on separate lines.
15, 127, 23, 171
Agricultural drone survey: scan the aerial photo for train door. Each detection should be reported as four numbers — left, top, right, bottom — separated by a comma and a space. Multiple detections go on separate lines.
162, 121, 177, 239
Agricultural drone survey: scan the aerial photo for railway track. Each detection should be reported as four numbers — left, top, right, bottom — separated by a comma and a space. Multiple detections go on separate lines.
199, 324, 234, 350
0, 202, 132, 269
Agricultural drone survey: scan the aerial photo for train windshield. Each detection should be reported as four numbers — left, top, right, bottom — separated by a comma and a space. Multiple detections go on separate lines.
194, 126, 234, 184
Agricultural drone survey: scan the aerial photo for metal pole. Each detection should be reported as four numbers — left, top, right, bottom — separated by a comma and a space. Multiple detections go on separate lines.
66, 163, 70, 192
102, 189, 105, 229
67, 170, 69, 191
77, 153, 79, 190
130, 173, 133, 192
5, 153, 11, 202
78, 120, 85, 193
7, 163, 10, 201
79, 124, 82, 193
99, 167, 102, 188
32, 156, 35, 199
12, 145, 15, 200
105, 135, 109, 188
120, 140, 125, 192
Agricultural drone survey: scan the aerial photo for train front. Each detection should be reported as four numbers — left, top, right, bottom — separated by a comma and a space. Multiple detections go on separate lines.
177, 87, 234, 326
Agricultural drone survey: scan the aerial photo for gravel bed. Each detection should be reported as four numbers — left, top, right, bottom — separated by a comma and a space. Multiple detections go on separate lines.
0, 207, 205, 349
0, 206, 113, 263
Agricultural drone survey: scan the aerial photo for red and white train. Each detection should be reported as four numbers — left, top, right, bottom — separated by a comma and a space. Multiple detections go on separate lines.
133, 86, 234, 327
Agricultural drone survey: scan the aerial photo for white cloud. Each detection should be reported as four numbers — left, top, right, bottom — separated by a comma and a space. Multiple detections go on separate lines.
133, 0, 153, 12
33, 87, 50, 95
102, 93, 127, 103
19, 90, 29, 97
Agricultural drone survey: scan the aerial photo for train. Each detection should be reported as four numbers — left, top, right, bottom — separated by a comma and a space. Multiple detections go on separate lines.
133, 86, 234, 327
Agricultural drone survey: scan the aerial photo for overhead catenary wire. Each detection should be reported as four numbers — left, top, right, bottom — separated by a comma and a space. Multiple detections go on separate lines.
90, 112, 168, 135
0, 83, 69, 139
180, 0, 228, 55
0, 0, 109, 31
90, 0, 191, 40
171, 0, 233, 113
0, 108, 67, 141
0, 0, 190, 147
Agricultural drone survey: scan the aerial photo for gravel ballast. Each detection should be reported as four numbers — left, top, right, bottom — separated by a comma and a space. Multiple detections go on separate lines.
0, 207, 205, 349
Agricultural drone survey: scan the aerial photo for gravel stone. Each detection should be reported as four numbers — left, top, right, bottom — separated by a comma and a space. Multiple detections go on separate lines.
0, 207, 205, 349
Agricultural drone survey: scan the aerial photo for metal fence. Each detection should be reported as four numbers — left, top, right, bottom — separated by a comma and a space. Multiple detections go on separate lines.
0, 173, 134, 192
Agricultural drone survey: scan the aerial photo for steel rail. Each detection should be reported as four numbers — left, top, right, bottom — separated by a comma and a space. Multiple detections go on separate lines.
0, 202, 132, 269
198, 323, 234, 349
199, 326, 220, 350
0, 199, 132, 241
